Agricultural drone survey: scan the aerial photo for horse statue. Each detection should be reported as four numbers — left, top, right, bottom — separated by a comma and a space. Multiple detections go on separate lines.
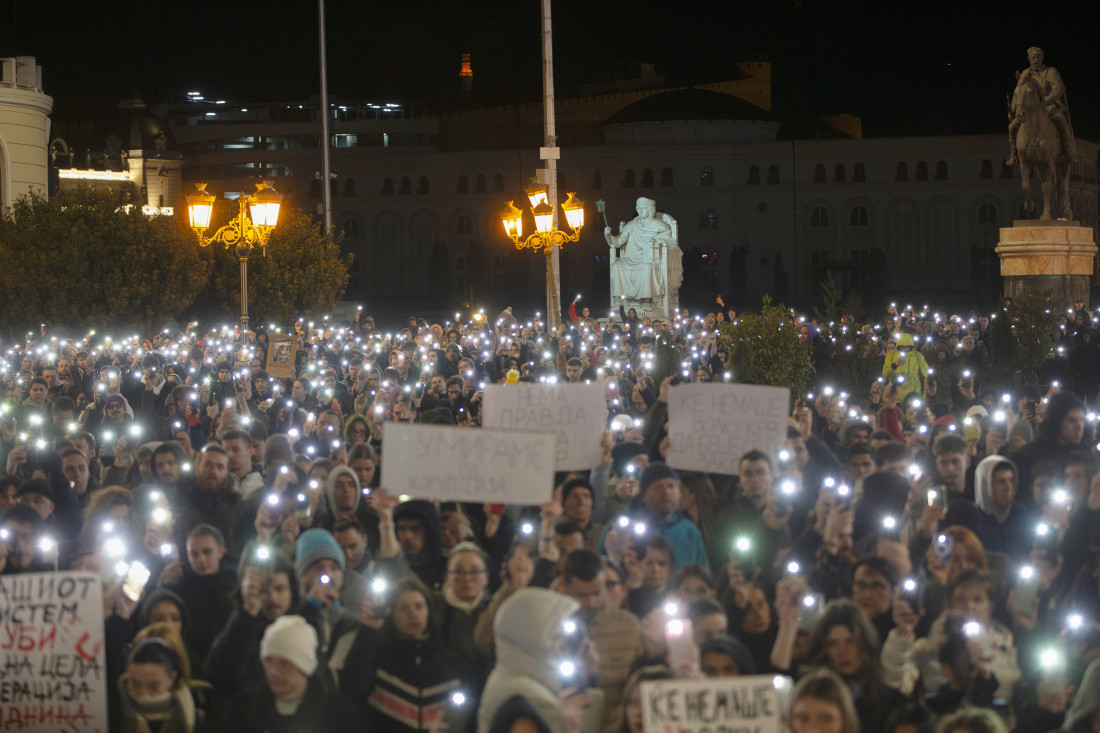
1011, 72, 1072, 221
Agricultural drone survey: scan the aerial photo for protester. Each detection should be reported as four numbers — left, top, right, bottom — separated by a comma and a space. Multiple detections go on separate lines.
2, 298, 1097, 733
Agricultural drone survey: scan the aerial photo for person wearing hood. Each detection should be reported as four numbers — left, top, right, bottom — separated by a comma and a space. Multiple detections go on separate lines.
596, 463, 709, 572
393, 498, 448, 590
477, 587, 604, 733
882, 332, 929, 401
975, 455, 1033, 563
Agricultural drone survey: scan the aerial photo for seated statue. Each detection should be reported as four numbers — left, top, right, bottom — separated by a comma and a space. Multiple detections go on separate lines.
605, 196, 683, 319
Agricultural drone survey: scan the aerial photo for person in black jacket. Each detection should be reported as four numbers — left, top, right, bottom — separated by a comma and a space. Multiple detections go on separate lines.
368, 576, 469, 732
393, 499, 448, 590
223, 614, 362, 733
160, 524, 237, 659
206, 553, 299, 697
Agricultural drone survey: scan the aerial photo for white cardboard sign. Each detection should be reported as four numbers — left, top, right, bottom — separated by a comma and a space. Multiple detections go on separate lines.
0, 572, 108, 732
383, 422, 556, 504
665, 383, 790, 475
641, 675, 782, 733
482, 383, 608, 470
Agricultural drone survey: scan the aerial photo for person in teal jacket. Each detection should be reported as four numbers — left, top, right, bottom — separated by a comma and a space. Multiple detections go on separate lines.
596, 463, 709, 571
882, 332, 928, 401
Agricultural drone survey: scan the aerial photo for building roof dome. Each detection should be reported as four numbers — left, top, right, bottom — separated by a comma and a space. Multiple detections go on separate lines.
606, 88, 769, 125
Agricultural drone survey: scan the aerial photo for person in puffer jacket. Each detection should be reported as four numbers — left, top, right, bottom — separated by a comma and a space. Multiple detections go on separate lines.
477, 587, 604, 733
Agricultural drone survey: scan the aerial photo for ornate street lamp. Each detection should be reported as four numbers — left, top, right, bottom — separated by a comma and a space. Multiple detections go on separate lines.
499, 190, 584, 252
187, 181, 283, 337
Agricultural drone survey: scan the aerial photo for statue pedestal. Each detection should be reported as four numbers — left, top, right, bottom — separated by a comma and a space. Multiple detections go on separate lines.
995, 220, 1096, 305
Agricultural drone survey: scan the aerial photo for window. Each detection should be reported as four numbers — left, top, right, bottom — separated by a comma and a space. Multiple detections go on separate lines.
457, 175, 469, 193
748, 166, 761, 185
642, 168, 654, 187
343, 217, 361, 238
476, 174, 486, 193
980, 160, 993, 180
849, 205, 869, 228
767, 165, 780, 184
418, 176, 429, 195
895, 163, 908, 182
814, 164, 826, 183
400, 177, 412, 195
344, 178, 355, 197
592, 170, 602, 189
834, 164, 846, 183
660, 168, 673, 187
916, 162, 928, 181
492, 256, 506, 292
1000, 162, 1014, 179
853, 163, 865, 183
382, 177, 394, 196
699, 209, 718, 229
810, 206, 830, 228
701, 166, 714, 186
623, 169, 635, 188
935, 161, 948, 181
309, 179, 321, 198
977, 202, 998, 225
455, 214, 474, 236
492, 174, 504, 192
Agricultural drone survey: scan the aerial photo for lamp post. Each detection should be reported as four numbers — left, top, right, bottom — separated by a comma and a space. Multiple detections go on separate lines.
501, 187, 585, 251
186, 181, 283, 337
501, 183, 584, 325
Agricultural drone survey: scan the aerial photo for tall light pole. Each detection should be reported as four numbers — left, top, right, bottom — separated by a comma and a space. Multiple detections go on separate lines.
318, 0, 334, 233
540, 0, 561, 328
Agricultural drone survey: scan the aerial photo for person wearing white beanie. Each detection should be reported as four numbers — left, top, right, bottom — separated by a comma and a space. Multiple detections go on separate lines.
224, 614, 363, 731
261, 615, 319, 679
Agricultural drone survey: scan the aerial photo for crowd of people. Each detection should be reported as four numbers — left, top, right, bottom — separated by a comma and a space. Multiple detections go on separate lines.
2, 294, 1100, 733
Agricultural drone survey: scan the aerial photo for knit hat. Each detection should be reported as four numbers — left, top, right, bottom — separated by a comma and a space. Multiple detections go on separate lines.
639, 463, 679, 496
262, 434, 296, 469
295, 528, 346, 577
611, 442, 645, 476
699, 634, 756, 675
560, 478, 594, 506
260, 615, 318, 676
105, 394, 125, 409
1010, 419, 1034, 444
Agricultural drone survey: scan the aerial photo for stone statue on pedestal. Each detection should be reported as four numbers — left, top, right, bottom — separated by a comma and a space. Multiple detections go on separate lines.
605, 196, 683, 320
1006, 47, 1076, 220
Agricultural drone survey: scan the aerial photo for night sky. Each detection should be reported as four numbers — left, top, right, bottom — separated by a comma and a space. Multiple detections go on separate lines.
6, 0, 1100, 139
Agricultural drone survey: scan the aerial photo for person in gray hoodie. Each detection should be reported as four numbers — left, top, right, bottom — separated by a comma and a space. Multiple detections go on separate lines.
974, 455, 1033, 564
477, 587, 603, 733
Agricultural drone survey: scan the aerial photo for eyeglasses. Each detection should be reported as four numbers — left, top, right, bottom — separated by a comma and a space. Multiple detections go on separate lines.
852, 580, 889, 593
448, 568, 486, 577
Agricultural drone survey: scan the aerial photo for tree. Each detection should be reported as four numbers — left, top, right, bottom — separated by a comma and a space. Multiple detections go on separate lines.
0, 185, 210, 333
717, 295, 814, 405
202, 204, 350, 325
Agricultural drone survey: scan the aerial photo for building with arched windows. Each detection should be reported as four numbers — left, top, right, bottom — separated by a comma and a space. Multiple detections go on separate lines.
52, 61, 1092, 307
